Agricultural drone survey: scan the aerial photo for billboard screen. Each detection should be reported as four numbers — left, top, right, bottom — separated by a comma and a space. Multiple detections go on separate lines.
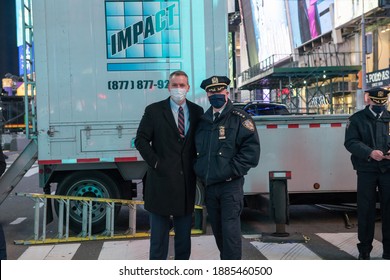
288, 0, 334, 48
16, 0, 34, 76
334, 0, 379, 28
249, 0, 292, 63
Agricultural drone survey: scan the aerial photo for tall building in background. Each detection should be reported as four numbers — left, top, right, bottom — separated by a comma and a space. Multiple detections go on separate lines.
236, 0, 390, 114
0, 0, 18, 79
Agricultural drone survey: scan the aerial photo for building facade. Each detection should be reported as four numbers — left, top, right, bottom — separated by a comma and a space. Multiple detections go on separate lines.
231, 0, 390, 114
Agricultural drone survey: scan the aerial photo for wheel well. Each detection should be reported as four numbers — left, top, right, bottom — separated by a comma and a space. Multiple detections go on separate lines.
47, 169, 133, 199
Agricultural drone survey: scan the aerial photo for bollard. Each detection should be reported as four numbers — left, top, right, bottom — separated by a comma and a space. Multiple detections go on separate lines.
269, 171, 291, 237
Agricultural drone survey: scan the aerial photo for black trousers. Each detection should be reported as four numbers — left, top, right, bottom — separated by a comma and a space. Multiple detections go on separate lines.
205, 177, 244, 260
0, 224, 6, 260
148, 212, 192, 260
356, 171, 390, 255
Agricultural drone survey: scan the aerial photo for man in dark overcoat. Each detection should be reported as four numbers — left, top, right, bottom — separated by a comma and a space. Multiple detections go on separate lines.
135, 70, 204, 260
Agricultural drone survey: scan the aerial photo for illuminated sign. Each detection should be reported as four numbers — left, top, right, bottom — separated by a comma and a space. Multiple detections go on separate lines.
288, 0, 334, 48
249, 0, 292, 64
366, 68, 390, 89
16, 0, 34, 75
334, 0, 378, 29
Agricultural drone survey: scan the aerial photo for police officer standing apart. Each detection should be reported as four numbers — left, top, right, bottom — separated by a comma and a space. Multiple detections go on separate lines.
194, 76, 260, 260
344, 87, 390, 260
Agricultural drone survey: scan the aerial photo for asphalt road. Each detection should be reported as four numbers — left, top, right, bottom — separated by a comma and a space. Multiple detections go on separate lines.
0, 150, 385, 260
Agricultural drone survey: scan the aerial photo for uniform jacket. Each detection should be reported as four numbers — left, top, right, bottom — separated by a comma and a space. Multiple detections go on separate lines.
135, 98, 204, 216
344, 105, 390, 172
194, 100, 260, 186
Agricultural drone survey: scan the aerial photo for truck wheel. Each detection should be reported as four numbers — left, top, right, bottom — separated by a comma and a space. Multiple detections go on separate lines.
55, 171, 121, 234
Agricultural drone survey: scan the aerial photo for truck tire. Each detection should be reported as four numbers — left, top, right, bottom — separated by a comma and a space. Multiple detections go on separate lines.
54, 171, 121, 234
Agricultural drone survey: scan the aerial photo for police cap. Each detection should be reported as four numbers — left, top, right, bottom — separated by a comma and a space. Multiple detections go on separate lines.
366, 87, 390, 104
200, 76, 231, 93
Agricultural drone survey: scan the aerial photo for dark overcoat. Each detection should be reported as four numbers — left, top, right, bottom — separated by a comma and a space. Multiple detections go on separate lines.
344, 105, 390, 172
135, 98, 204, 216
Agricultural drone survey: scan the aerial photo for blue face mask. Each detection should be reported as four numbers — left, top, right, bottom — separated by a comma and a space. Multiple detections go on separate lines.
208, 94, 226, 109
372, 104, 386, 114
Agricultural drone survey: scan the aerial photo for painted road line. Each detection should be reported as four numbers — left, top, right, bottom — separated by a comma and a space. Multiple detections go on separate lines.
98, 240, 149, 260
98, 235, 220, 260
18, 243, 81, 260
25, 166, 39, 177
190, 235, 219, 260
316, 232, 383, 259
10, 217, 27, 225
250, 241, 322, 260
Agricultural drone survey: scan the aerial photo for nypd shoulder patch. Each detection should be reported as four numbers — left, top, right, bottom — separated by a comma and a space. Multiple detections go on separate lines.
242, 119, 255, 131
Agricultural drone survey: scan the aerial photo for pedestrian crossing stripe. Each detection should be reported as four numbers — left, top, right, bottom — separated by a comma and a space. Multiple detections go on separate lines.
250, 241, 321, 260
24, 166, 39, 177
18, 243, 81, 260
16, 233, 385, 260
316, 232, 383, 259
98, 240, 149, 260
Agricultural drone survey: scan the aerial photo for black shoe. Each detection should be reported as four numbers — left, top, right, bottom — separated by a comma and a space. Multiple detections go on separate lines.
358, 252, 370, 260
383, 253, 390, 260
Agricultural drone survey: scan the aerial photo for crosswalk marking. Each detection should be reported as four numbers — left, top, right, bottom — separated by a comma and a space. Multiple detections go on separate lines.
250, 241, 321, 260
98, 240, 149, 260
97, 236, 220, 260
16, 233, 384, 260
316, 232, 383, 259
10, 217, 27, 225
190, 235, 219, 260
25, 166, 39, 177
18, 243, 81, 260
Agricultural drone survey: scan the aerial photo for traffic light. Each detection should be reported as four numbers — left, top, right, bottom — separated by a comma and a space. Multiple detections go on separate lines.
357, 70, 362, 89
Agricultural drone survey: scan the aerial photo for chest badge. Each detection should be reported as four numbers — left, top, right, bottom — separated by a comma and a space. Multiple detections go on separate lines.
218, 126, 226, 140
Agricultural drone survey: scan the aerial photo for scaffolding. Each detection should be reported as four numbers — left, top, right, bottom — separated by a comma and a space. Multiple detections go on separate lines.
238, 52, 361, 114
21, 0, 37, 139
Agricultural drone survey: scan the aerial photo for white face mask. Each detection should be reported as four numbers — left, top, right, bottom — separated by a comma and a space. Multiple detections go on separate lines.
170, 88, 187, 104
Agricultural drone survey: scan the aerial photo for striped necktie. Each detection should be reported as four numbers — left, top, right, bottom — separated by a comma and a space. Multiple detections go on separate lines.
178, 106, 185, 138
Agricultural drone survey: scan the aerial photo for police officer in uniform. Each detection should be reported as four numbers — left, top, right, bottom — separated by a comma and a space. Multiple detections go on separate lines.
344, 87, 390, 260
194, 76, 260, 259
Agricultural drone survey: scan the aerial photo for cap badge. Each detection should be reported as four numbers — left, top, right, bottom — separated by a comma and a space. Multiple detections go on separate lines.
378, 91, 384, 97
212, 77, 219, 84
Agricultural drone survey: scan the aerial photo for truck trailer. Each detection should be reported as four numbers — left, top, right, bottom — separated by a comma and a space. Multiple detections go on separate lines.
0, 0, 229, 233
0, 0, 357, 233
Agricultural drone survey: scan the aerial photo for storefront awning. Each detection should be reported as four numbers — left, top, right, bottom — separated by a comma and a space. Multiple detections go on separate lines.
239, 65, 361, 91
